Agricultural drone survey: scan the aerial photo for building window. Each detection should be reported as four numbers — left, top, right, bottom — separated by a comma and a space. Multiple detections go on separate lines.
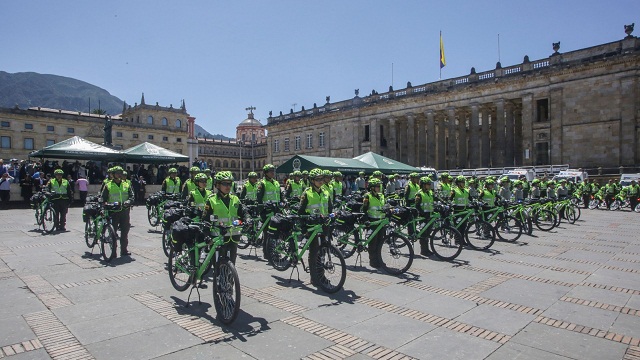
133, 134, 139, 139
116, 132, 123, 138
25, 123, 34, 130
535, 142, 549, 165
363, 125, 370, 142
46, 139, 55, 146
148, 135, 154, 140
176, 138, 182, 142
295, 136, 301, 150
147, 115, 154, 125
24, 138, 34, 150
306, 134, 313, 148
252, 133, 256, 142
176, 119, 182, 128
1, 121, 9, 128
1, 136, 10, 148
284, 138, 290, 152
47, 125, 54, 132
319, 132, 325, 147
67, 127, 74, 134
163, 136, 168, 141
242, 134, 246, 142
274, 139, 280, 152
536, 99, 549, 122
162, 117, 168, 126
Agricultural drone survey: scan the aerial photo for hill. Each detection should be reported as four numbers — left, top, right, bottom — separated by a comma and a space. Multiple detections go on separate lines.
195, 124, 233, 141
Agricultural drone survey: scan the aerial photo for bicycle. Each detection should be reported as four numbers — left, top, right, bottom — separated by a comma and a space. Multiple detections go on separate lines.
31, 191, 57, 234
474, 200, 523, 244
146, 192, 180, 227
333, 207, 414, 274
84, 202, 124, 262
168, 212, 241, 324
268, 213, 347, 293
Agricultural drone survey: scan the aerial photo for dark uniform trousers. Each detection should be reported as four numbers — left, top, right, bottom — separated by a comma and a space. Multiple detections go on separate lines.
111, 209, 131, 253
52, 199, 69, 230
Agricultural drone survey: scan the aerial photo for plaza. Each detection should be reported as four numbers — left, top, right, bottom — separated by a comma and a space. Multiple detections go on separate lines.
0, 207, 638, 359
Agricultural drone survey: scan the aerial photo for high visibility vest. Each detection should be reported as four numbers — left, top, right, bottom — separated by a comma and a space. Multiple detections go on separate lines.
208, 194, 241, 235
261, 179, 281, 202
164, 177, 181, 194
289, 180, 304, 198
183, 179, 197, 193
453, 187, 470, 207
190, 189, 211, 210
439, 182, 451, 196
50, 179, 69, 200
628, 185, 639, 196
417, 189, 434, 213
206, 177, 213, 190
304, 187, 329, 215
366, 192, 385, 219
407, 182, 420, 200
481, 189, 497, 207
331, 180, 343, 197
107, 181, 130, 205
243, 181, 258, 201
322, 183, 333, 197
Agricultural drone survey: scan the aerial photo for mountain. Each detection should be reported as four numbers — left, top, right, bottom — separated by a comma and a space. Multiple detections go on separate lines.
0, 71, 124, 115
195, 124, 233, 141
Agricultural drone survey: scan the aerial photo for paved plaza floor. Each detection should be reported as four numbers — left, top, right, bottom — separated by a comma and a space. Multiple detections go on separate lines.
0, 206, 639, 359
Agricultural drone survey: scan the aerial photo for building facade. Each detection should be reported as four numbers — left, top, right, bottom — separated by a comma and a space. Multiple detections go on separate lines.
197, 110, 268, 180
0, 95, 193, 161
266, 35, 640, 170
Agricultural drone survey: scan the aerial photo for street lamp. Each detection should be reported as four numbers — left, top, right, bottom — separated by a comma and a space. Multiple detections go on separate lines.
238, 140, 243, 183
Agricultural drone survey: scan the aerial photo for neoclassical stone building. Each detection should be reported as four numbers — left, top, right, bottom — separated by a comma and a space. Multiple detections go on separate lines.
0, 94, 195, 161
197, 110, 268, 180
266, 35, 640, 170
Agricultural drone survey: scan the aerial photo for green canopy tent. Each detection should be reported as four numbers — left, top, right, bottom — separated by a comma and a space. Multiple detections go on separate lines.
277, 155, 375, 175
28, 136, 123, 161
121, 142, 189, 164
353, 152, 421, 174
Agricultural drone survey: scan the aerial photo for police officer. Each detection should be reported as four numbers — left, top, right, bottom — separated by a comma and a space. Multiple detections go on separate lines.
355, 171, 366, 192
438, 173, 452, 198
298, 168, 333, 285
285, 171, 304, 200
414, 176, 434, 256
331, 171, 344, 199
181, 166, 201, 199
240, 172, 259, 201
257, 164, 281, 205
161, 168, 181, 195
498, 177, 512, 201
204, 168, 214, 191
513, 180, 525, 202
385, 174, 397, 195
404, 173, 420, 206
557, 179, 569, 199
628, 180, 639, 211
361, 178, 385, 268
100, 167, 116, 193
101, 166, 134, 256
48, 169, 72, 232
203, 171, 248, 264
186, 173, 212, 212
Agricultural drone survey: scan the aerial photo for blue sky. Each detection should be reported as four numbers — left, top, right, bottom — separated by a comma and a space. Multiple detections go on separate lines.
2, 1, 638, 137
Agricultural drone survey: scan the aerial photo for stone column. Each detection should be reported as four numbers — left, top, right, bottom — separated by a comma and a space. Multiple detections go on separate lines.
437, 113, 446, 169
417, 115, 427, 167
406, 113, 416, 166
514, 103, 523, 166
505, 101, 515, 166
492, 99, 505, 167
620, 76, 638, 165
549, 88, 563, 164
457, 109, 468, 168
426, 110, 436, 167
481, 106, 491, 167
370, 117, 379, 154
520, 94, 534, 166
447, 107, 457, 169
388, 117, 397, 160
469, 103, 480, 168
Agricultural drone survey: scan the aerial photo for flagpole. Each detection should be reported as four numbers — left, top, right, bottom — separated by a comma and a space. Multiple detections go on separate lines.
439, 31, 442, 80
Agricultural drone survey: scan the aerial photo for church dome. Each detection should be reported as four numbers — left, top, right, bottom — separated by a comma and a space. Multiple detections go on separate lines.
238, 112, 262, 127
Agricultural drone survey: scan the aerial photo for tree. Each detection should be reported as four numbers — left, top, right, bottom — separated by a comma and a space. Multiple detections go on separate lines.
92, 108, 107, 115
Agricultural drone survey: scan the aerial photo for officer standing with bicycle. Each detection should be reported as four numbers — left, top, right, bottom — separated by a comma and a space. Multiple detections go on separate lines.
240, 172, 259, 201
360, 177, 385, 268
186, 173, 212, 211
298, 168, 333, 284
48, 169, 72, 231
101, 166, 134, 257
414, 176, 435, 257
161, 168, 181, 195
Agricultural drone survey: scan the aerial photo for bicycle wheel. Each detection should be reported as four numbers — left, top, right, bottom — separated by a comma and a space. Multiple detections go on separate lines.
313, 244, 346, 294
534, 209, 556, 231
42, 206, 56, 234
100, 224, 117, 262
378, 232, 413, 275
523, 215, 533, 236
429, 225, 463, 261
634, 203, 640, 213
168, 246, 193, 292
495, 216, 522, 242
85, 220, 97, 248
610, 200, 620, 211
465, 220, 495, 249
333, 228, 358, 259
565, 205, 578, 224
236, 230, 251, 250
213, 258, 241, 324
162, 228, 172, 257
148, 206, 160, 226
588, 200, 599, 210
35, 207, 42, 225
269, 234, 295, 271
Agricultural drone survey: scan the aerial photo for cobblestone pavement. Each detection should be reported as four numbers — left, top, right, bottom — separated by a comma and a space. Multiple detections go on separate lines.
0, 207, 638, 359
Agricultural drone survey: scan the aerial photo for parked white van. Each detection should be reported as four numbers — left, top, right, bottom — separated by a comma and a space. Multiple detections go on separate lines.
619, 173, 640, 187
552, 170, 588, 183
503, 169, 536, 182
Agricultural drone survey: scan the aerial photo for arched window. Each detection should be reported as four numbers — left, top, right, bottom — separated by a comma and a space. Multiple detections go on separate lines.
215, 159, 221, 168
223, 160, 228, 168
176, 119, 182, 128
245, 161, 250, 169
162, 117, 168, 126
231, 160, 236, 168
147, 116, 153, 125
